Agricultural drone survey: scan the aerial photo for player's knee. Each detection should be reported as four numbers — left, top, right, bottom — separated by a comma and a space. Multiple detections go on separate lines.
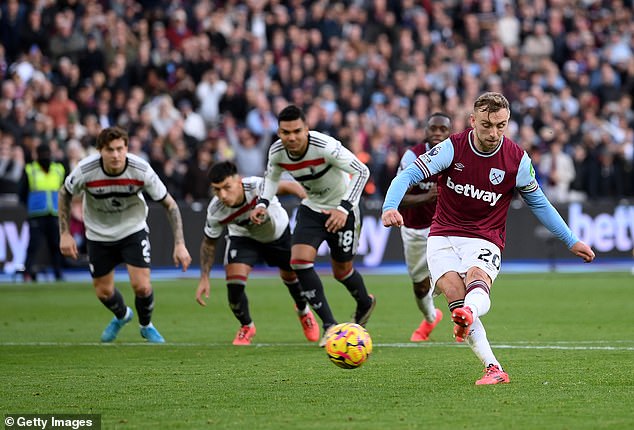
132, 284, 152, 297
279, 269, 297, 283
332, 263, 354, 281
413, 281, 430, 298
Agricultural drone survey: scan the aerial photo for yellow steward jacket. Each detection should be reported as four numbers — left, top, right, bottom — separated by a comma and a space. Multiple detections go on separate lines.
25, 161, 65, 217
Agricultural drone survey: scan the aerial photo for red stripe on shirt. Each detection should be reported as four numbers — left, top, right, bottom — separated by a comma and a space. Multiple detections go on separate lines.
219, 197, 258, 224
86, 179, 144, 187
278, 158, 325, 171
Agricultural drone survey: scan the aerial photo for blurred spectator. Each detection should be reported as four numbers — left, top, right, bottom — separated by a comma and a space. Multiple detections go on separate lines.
196, 69, 227, 127
224, 115, 270, 178
49, 11, 86, 63
47, 86, 78, 130
0, 133, 24, 204
166, 9, 193, 51
0, 0, 27, 63
245, 93, 278, 139
539, 139, 575, 203
178, 99, 206, 144
182, 145, 212, 204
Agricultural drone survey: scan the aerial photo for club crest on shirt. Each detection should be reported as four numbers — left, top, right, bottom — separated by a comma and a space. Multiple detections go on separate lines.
428, 146, 441, 157
489, 168, 505, 185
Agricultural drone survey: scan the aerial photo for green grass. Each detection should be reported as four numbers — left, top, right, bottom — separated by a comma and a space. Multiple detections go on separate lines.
1, 273, 633, 429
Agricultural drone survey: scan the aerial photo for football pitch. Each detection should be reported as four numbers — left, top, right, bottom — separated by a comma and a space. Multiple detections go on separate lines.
1, 272, 633, 429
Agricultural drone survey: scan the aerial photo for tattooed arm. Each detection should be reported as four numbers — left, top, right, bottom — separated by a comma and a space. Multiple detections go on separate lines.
196, 235, 217, 306
58, 186, 78, 260
160, 193, 192, 271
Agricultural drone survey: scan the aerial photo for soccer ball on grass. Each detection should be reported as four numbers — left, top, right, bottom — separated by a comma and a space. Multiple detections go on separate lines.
324, 322, 372, 369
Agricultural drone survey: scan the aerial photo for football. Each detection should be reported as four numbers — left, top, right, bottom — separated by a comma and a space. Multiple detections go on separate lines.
324, 322, 373, 369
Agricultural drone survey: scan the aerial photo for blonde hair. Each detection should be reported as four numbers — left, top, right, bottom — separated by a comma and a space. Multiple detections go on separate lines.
474, 92, 510, 114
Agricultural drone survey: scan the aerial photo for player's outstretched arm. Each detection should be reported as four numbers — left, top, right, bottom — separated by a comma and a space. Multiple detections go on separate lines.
196, 236, 217, 306
161, 193, 192, 271
58, 186, 78, 260
570, 241, 595, 263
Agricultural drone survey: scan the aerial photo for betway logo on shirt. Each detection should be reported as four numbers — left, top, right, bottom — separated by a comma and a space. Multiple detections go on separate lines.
446, 176, 502, 206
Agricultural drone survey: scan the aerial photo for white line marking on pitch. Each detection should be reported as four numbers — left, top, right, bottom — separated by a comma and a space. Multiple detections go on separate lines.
1, 341, 633, 351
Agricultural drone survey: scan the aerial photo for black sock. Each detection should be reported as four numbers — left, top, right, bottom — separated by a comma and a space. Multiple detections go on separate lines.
448, 299, 465, 312
284, 280, 308, 311
294, 267, 337, 328
99, 289, 127, 319
227, 283, 251, 326
135, 291, 154, 326
337, 269, 371, 305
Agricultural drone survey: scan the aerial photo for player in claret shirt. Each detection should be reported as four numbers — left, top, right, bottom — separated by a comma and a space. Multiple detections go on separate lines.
59, 126, 192, 344
396, 112, 452, 342
250, 105, 375, 347
382, 92, 595, 385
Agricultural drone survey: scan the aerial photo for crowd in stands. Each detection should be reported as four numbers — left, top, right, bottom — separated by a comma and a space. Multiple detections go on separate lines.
1, 0, 634, 207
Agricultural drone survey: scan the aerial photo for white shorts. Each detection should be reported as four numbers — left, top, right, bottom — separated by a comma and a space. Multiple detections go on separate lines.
426, 236, 501, 289
400, 225, 430, 283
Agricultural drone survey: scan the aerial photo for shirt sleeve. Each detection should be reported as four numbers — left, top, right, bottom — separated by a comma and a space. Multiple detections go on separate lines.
325, 141, 369, 208
143, 165, 168, 201
203, 201, 224, 239
64, 165, 85, 195
260, 150, 284, 204
398, 149, 417, 173
382, 138, 453, 212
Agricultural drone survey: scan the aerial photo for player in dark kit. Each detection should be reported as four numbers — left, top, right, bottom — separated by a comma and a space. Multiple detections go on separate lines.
382, 92, 594, 384
397, 113, 452, 342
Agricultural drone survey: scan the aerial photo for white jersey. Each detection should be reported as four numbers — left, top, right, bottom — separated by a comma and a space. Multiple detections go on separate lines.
64, 153, 167, 241
204, 176, 288, 243
261, 130, 369, 213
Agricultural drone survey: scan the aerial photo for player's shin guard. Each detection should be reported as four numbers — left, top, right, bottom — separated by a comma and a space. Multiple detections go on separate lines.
284, 279, 308, 310
292, 264, 337, 327
135, 290, 155, 326
465, 280, 491, 319
227, 282, 252, 326
100, 288, 128, 319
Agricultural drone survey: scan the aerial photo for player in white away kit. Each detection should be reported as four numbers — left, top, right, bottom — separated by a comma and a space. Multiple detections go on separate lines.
250, 105, 375, 346
195, 161, 321, 345
397, 113, 452, 342
382, 93, 594, 384
59, 127, 192, 343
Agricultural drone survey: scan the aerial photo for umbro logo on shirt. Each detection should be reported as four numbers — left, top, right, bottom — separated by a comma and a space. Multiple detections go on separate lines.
454, 163, 464, 171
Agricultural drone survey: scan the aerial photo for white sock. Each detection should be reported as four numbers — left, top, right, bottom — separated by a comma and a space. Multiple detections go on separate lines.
465, 287, 491, 319
466, 318, 502, 370
297, 305, 310, 316
417, 290, 436, 322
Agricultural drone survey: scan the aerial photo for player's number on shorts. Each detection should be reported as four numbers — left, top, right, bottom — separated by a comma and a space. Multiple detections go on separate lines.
477, 248, 500, 270
337, 230, 353, 252
142, 239, 151, 263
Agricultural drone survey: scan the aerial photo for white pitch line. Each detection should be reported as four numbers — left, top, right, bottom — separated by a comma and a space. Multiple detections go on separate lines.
1, 341, 634, 351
